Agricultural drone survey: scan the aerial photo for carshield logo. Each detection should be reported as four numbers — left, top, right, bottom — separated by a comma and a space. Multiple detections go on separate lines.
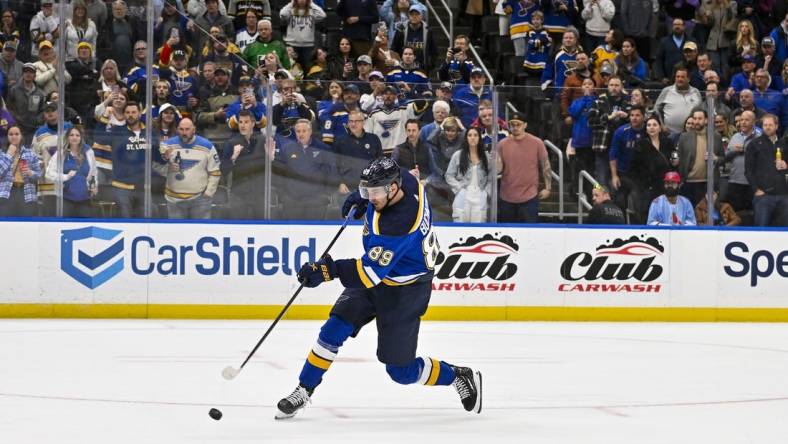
61, 226, 125, 289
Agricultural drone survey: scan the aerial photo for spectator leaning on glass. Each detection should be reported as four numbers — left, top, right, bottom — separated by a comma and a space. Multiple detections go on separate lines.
0, 125, 40, 217
676, 108, 724, 206
647, 172, 697, 226
608, 105, 647, 222
334, 109, 383, 196
46, 127, 97, 218
722, 110, 761, 212
105, 101, 149, 219
745, 114, 788, 227
496, 112, 551, 224
155, 118, 221, 220
445, 127, 492, 223
220, 110, 271, 219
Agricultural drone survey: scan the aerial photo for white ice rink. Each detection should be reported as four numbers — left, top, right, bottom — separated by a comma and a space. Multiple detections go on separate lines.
3, 319, 788, 443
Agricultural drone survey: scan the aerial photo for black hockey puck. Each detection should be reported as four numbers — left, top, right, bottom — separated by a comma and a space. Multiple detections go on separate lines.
209, 408, 223, 420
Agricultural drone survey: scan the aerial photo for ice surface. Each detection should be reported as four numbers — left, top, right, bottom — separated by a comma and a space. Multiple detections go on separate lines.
2, 320, 788, 443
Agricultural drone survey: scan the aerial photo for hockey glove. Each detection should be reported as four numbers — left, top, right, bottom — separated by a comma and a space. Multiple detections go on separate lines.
341, 190, 367, 219
297, 255, 338, 288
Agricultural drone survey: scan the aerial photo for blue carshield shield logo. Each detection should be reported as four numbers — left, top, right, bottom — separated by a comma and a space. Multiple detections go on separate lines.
61, 226, 125, 289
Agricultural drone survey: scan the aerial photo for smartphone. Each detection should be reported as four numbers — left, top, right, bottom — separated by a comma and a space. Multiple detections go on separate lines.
171, 28, 179, 39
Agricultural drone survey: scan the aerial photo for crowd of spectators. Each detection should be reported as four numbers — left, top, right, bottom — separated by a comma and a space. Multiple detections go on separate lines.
0, 0, 784, 226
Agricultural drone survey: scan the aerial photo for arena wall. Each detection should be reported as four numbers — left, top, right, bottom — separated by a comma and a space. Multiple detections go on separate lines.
0, 220, 786, 321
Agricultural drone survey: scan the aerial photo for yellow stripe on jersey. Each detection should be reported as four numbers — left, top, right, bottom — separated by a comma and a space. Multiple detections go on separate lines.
356, 259, 375, 289
426, 358, 441, 386
372, 209, 381, 235
408, 181, 425, 234
307, 351, 332, 370
509, 23, 531, 35
112, 180, 135, 190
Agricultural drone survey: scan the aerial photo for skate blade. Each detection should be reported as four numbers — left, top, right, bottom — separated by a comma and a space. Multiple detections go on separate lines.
274, 409, 298, 420
473, 371, 483, 414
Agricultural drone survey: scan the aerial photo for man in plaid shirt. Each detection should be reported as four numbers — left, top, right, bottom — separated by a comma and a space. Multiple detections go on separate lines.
587, 75, 630, 187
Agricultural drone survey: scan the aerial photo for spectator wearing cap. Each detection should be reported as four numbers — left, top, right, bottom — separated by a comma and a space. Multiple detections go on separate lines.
586, 184, 625, 224
745, 113, 788, 226
0, 11, 22, 57
97, 0, 142, 75
33, 101, 74, 215
7, 63, 46, 136
730, 54, 759, 95
272, 78, 315, 141
320, 83, 362, 145
655, 18, 695, 85
64, 0, 98, 63
351, 55, 374, 94
385, 46, 429, 100
380, 0, 429, 42
365, 84, 428, 155
438, 41, 474, 85
202, 33, 244, 86
391, 5, 437, 71
334, 109, 383, 196
655, 66, 703, 135
243, 19, 290, 70
227, 0, 272, 31
66, 41, 100, 128
226, 77, 268, 131
426, 116, 465, 220
32, 40, 71, 97
673, 41, 699, 75
647, 171, 697, 225
768, 13, 788, 65
757, 36, 785, 90
192, 0, 235, 57
453, 67, 491, 129
336, 0, 380, 57
694, 0, 736, 80
495, 112, 551, 223
280, 0, 326, 69
196, 66, 238, 145
158, 42, 200, 118
360, 71, 387, 113
154, 103, 181, 142
0, 40, 23, 92
46, 91, 82, 127
29, 0, 60, 59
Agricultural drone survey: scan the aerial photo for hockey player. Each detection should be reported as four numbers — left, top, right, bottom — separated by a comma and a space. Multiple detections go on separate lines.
276, 157, 483, 419
365, 85, 429, 156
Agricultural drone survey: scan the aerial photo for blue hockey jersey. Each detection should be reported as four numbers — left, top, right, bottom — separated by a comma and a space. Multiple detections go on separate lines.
335, 170, 439, 288
503, 0, 541, 39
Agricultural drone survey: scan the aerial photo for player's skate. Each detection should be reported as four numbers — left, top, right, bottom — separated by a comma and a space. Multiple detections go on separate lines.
451, 366, 482, 414
275, 385, 313, 419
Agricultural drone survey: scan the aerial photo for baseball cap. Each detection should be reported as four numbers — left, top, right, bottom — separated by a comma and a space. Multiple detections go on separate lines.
369, 70, 384, 80
39, 40, 53, 50
238, 76, 254, 86
383, 84, 398, 95
343, 83, 360, 94
509, 111, 527, 123
159, 103, 181, 117
470, 67, 484, 77
600, 63, 615, 75
44, 101, 57, 111
408, 5, 422, 13
22, 62, 36, 72
3, 40, 16, 51
274, 68, 290, 79
761, 36, 775, 47
742, 54, 756, 63
357, 55, 372, 65
682, 41, 698, 51
172, 50, 186, 59
439, 81, 453, 91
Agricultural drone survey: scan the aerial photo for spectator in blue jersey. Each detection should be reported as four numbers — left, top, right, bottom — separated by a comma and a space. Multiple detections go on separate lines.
273, 119, 335, 220
522, 11, 552, 81
541, 28, 581, 94
220, 110, 271, 219
752, 69, 787, 131
729, 55, 758, 95
0, 126, 40, 217
334, 109, 383, 195
158, 48, 200, 119
768, 13, 788, 66
317, 81, 343, 119
567, 77, 597, 197
32, 102, 74, 216
107, 102, 150, 218
453, 67, 491, 129
390, 5, 437, 71
503, 0, 541, 57
470, 100, 509, 152
336, 0, 380, 57
542, 0, 578, 43
647, 171, 697, 225
321, 83, 362, 145
124, 41, 155, 105
609, 105, 647, 222
272, 78, 315, 141
385, 46, 429, 101
45, 127, 97, 218
438, 44, 474, 85
227, 77, 268, 132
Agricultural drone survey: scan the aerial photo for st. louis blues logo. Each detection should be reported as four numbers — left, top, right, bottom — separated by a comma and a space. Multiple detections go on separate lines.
380, 120, 398, 139
61, 226, 125, 289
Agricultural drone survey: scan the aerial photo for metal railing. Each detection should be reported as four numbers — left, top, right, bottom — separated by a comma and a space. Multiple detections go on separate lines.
577, 170, 600, 224
425, 0, 453, 48
505, 102, 518, 122
466, 42, 495, 86
542, 140, 565, 220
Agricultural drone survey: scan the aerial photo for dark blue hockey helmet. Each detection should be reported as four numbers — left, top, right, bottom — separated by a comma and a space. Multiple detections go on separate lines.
359, 157, 401, 198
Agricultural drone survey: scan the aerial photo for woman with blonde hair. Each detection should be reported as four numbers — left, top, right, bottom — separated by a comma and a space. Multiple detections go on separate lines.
732, 19, 758, 68
46, 126, 96, 218
97, 59, 127, 98
65, 0, 98, 62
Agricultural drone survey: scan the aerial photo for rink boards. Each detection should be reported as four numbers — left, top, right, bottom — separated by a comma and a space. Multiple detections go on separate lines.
0, 219, 786, 321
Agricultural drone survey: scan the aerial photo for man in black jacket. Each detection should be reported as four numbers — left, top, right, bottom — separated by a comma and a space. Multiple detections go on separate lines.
392, 119, 432, 182
337, 0, 379, 57
587, 184, 625, 224
66, 42, 99, 129
745, 114, 788, 226
654, 18, 695, 85
220, 110, 269, 219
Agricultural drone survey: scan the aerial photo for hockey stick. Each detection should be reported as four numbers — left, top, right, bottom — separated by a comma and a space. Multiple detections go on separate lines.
222, 206, 358, 380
